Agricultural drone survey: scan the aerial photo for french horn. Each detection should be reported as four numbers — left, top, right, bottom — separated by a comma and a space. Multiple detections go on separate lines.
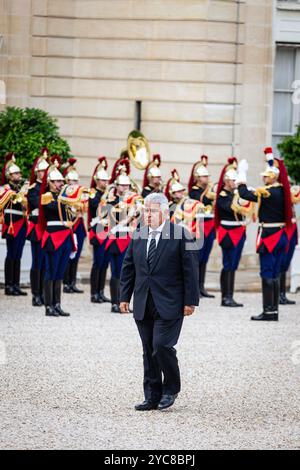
127, 130, 151, 171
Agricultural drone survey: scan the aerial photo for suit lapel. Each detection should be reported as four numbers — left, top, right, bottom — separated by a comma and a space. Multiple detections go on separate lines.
150, 220, 171, 273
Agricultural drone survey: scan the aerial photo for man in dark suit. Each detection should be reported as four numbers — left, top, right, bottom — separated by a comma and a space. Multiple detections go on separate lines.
120, 193, 199, 411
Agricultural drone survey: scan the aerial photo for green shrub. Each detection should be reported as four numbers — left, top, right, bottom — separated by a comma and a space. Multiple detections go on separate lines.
278, 124, 300, 184
0, 107, 71, 179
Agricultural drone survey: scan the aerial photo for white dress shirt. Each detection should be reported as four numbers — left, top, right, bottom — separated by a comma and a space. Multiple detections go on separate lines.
146, 220, 166, 256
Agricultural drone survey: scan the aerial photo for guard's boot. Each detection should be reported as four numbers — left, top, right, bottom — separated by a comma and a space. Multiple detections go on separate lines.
110, 278, 121, 313
30, 269, 43, 306
69, 261, 84, 293
63, 263, 73, 293
40, 269, 45, 304
90, 266, 102, 303
279, 272, 296, 305
44, 280, 59, 317
4, 257, 15, 295
251, 278, 278, 321
222, 270, 243, 307
13, 259, 27, 296
220, 269, 227, 305
98, 267, 111, 302
199, 263, 215, 298
53, 280, 70, 316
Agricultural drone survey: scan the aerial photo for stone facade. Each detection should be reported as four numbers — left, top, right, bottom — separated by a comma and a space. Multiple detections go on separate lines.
0, 0, 276, 265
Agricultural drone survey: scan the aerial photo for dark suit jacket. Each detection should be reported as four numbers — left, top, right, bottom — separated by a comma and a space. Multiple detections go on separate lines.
120, 220, 200, 321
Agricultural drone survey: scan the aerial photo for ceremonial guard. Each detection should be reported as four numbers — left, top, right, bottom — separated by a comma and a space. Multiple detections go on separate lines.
188, 155, 216, 298
26, 148, 49, 305
164, 169, 202, 234
236, 150, 292, 321
62, 158, 87, 294
1, 153, 28, 296
105, 159, 142, 313
88, 156, 111, 304
215, 158, 252, 308
39, 156, 79, 317
281, 183, 300, 304
269, 147, 300, 305
141, 154, 163, 198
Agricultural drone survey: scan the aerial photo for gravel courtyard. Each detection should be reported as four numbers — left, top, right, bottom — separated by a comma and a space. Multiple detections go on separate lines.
0, 289, 299, 450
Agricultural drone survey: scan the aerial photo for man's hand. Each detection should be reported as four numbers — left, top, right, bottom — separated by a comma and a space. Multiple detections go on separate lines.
120, 302, 130, 314
184, 306, 195, 316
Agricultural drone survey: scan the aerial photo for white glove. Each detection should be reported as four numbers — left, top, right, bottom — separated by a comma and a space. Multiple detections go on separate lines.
236, 159, 249, 185
238, 159, 249, 173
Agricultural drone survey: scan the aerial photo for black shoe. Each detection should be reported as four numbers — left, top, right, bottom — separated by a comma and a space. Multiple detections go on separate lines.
99, 290, 111, 303
70, 284, 84, 294
158, 394, 178, 411
13, 285, 28, 296
251, 312, 278, 321
200, 288, 215, 298
53, 281, 70, 316
279, 293, 296, 305
63, 284, 73, 294
279, 272, 295, 305
32, 296, 43, 307
91, 294, 103, 303
221, 297, 243, 307
54, 304, 70, 317
5, 286, 15, 296
111, 304, 121, 313
134, 400, 159, 411
199, 264, 215, 298
45, 306, 59, 317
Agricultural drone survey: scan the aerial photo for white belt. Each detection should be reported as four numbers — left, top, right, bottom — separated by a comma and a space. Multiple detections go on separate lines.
110, 225, 131, 235
47, 221, 68, 227
221, 220, 245, 226
31, 208, 39, 216
4, 209, 24, 216
258, 222, 285, 228
292, 217, 296, 224
196, 213, 214, 219
90, 216, 100, 227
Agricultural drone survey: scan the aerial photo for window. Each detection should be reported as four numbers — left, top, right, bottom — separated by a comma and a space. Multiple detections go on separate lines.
272, 46, 300, 152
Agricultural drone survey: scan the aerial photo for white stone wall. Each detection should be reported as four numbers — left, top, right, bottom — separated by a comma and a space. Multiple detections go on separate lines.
0, 0, 276, 266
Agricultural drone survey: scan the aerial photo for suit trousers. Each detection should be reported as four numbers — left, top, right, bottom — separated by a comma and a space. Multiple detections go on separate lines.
135, 291, 183, 402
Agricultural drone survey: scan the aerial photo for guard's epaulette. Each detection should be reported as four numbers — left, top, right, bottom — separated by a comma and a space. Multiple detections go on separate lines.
41, 192, 54, 205
28, 183, 36, 190
219, 190, 227, 197
254, 187, 270, 198
89, 188, 96, 199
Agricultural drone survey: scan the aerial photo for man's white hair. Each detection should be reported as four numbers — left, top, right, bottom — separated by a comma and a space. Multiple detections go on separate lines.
144, 192, 169, 212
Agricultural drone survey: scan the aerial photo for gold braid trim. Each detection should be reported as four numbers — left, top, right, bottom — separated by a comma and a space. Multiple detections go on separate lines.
41, 192, 54, 205
231, 192, 255, 217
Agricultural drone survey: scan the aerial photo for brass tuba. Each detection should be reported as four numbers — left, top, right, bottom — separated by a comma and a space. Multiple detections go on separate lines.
127, 130, 151, 170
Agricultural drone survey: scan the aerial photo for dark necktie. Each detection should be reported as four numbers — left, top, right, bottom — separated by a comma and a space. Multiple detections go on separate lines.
147, 231, 159, 269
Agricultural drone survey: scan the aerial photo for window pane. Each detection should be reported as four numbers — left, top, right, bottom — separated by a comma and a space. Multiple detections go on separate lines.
274, 48, 295, 90
272, 91, 293, 133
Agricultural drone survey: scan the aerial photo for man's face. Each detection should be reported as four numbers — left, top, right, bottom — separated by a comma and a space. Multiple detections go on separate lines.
117, 184, 130, 196
10, 172, 22, 184
151, 176, 161, 187
37, 170, 46, 182
144, 202, 165, 229
173, 190, 185, 201
197, 176, 209, 186
67, 179, 78, 186
225, 179, 236, 191
96, 179, 108, 191
50, 180, 64, 192
263, 175, 276, 185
